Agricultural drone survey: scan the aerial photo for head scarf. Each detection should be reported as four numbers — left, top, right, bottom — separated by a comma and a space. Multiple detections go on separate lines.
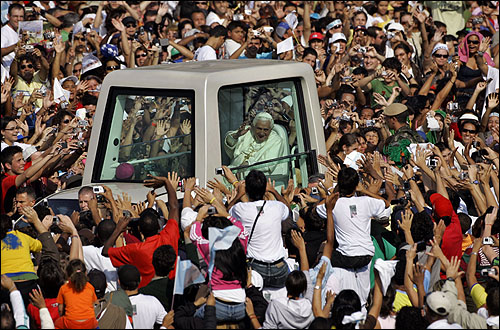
458, 31, 495, 66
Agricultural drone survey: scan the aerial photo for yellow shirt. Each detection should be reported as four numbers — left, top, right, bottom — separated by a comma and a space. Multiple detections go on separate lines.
1, 230, 42, 277
470, 283, 487, 309
12, 71, 45, 109
393, 289, 415, 312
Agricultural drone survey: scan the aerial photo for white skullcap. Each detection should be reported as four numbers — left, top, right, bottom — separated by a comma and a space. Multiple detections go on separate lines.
432, 43, 449, 55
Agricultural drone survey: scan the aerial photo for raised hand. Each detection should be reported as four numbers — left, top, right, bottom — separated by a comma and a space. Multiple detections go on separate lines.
398, 209, 413, 233
290, 229, 305, 250
167, 171, 180, 190
446, 256, 464, 280
479, 36, 491, 53
487, 93, 499, 109
180, 119, 191, 135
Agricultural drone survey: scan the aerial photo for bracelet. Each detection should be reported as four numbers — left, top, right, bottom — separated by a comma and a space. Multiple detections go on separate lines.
209, 197, 216, 204
231, 180, 239, 186
71, 235, 79, 239
314, 285, 321, 290
471, 252, 478, 256
485, 224, 493, 226
249, 314, 257, 320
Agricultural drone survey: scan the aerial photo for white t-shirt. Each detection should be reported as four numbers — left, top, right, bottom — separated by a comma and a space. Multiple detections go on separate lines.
1, 24, 19, 72
224, 39, 241, 57
82, 245, 118, 293
129, 294, 167, 329
427, 319, 463, 329
1, 141, 32, 152
316, 196, 390, 256
194, 45, 217, 61
229, 200, 289, 262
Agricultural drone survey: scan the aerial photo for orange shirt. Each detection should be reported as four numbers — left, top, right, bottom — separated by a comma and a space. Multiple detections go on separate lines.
57, 282, 97, 320
462, 234, 473, 253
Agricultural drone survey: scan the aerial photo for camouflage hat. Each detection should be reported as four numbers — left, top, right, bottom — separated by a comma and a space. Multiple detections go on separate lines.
383, 103, 407, 117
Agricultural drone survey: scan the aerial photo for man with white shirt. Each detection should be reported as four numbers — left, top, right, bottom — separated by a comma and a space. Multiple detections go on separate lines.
1, 3, 24, 72
229, 170, 291, 288
205, 0, 229, 28
223, 21, 246, 58
118, 264, 169, 329
425, 291, 462, 329
82, 219, 119, 293
194, 25, 227, 61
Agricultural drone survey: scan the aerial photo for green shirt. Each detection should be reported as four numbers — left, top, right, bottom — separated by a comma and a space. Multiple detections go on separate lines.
370, 78, 404, 108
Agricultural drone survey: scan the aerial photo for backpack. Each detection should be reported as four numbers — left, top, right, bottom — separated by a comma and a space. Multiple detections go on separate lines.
94, 292, 129, 329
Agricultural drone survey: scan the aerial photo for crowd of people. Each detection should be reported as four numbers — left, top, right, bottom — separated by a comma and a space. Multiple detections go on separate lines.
1, 0, 500, 329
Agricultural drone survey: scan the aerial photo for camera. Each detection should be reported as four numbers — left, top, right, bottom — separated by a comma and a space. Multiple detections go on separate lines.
342, 76, 353, 83
159, 38, 169, 47
215, 167, 224, 175
43, 31, 55, 40
77, 141, 86, 149
391, 196, 409, 207
263, 26, 274, 33
38, 85, 47, 96
428, 158, 438, 168
123, 210, 132, 217
381, 70, 388, 77
387, 32, 395, 40
24, 45, 34, 52
252, 30, 261, 36
138, 26, 145, 35
480, 268, 498, 276
233, 13, 244, 21
472, 17, 483, 25
207, 206, 216, 215
459, 171, 469, 180
483, 236, 494, 245
178, 180, 184, 191
365, 119, 375, 127
358, 47, 366, 53
292, 195, 301, 204
311, 187, 319, 195
472, 141, 480, 148
53, 216, 60, 225
93, 186, 105, 194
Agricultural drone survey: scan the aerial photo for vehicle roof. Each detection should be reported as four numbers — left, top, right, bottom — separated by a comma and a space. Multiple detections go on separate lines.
131, 59, 309, 74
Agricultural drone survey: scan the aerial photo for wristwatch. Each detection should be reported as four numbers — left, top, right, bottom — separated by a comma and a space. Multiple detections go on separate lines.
477, 51, 484, 57
446, 277, 455, 282
472, 180, 480, 185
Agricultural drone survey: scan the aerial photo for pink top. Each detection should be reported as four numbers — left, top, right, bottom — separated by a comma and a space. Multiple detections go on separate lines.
190, 217, 248, 291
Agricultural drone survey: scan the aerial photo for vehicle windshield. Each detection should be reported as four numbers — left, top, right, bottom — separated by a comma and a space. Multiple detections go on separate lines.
218, 79, 313, 188
94, 88, 194, 182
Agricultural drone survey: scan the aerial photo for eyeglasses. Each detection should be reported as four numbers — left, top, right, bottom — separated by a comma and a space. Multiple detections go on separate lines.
106, 65, 119, 70
74, 36, 85, 41
136, 53, 147, 58
433, 54, 449, 58
488, 3, 497, 8
467, 40, 480, 45
462, 128, 477, 134
125, 23, 137, 28
20, 64, 34, 69
63, 119, 71, 124
4, 127, 20, 131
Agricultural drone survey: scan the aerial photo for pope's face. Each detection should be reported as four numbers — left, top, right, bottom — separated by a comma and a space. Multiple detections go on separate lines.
252, 120, 272, 143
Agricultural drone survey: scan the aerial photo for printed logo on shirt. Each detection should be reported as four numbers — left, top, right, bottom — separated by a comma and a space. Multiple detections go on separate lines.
132, 304, 137, 316
349, 205, 357, 218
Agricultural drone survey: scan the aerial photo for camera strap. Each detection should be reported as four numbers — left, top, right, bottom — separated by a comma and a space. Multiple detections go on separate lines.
247, 200, 267, 246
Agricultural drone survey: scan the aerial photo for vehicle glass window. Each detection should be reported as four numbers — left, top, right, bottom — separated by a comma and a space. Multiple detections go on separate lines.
96, 89, 194, 182
218, 79, 310, 188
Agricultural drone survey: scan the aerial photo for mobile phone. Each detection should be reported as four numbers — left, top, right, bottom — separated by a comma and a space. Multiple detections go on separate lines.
472, 141, 479, 148
215, 167, 224, 175
207, 206, 216, 215
53, 216, 60, 225
311, 187, 319, 195
483, 236, 494, 245
292, 195, 301, 203
93, 186, 105, 194
159, 38, 169, 47
263, 26, 274, 33
480, 268, 498, 276
178, 180, 184, 192
123, 210, 132, 217
428, 158, 437, 168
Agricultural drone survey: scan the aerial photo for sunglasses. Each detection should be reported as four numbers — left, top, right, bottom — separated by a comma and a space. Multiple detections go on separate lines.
125, 23, 137, 28
332, 24, 342, 29
63, 119, 71, 124
136, 53, 147, 58
462, 128, 477, 134
20, 64, 34, 69
106, 65, 119, 70
73, 69, 80, 73
4, 126, 20, 131
488, 3, 497, 8
198, 1, 208, 4
433, 54, 449, 58
74, 36, 85, 41
467, 40, 480, 45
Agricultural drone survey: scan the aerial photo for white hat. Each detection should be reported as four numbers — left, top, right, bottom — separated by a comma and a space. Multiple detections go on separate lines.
387, 22, 404, 32
60, 75, 79, 85
205, 13, 224, 27
23, 145, 38, 161
81, 54, 102, 74
329, 32, 347, 44
432, 43, 449, 55
459, 113, 479, 121
426, 291, 452, 316
326, 19, 342, 30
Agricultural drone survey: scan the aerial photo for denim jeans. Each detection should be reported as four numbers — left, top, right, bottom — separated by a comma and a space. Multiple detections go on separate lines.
248, 259, 289, 288
194, 299, 246, 322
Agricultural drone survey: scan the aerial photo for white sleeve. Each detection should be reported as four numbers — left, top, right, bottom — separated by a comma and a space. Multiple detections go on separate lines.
181, 207, 197, 231
316, 203, 327, 219
10, 290, 29, 329
39, 307, 55, 329
154, 298, 168, 325
369, 197, 391, 219
281, 202, 290, 221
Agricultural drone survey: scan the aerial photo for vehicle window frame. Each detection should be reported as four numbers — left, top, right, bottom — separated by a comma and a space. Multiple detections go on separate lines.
92, 87, 195, 183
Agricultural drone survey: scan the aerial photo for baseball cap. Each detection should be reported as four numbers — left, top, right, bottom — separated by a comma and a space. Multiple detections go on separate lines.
115, 163, 134, 180
88, 269, 106, 299
118, 264, 141, 288
310, 13, 321, 20
100, 43, 119, 58
22, 145, 38, 160
426, 291, 452, 316
122, 16, 137, 26
459, 113, 479, 122
387, 22, 405, 32
383, 103, 407, 116
430, 193, 454, 218
354, 25, 367, 32
60, 75, 79, 85
276, 22, 291, 38
309, 32, 324, 41
328, 32, 347, 44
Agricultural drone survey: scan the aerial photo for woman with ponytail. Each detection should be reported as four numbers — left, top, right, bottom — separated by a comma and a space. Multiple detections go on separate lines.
55, 259, 98, 329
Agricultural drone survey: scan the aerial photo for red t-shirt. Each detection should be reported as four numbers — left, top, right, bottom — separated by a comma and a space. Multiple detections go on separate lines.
108, 219, 179, 288
27, 298, 60, 329
441, 212, 463, 261
1, 174, 18, 213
